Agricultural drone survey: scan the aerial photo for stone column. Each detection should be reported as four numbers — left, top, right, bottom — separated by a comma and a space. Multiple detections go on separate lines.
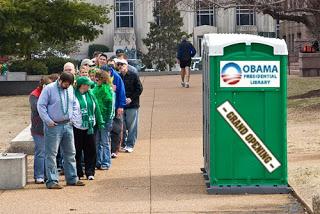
299, 52, 320, 77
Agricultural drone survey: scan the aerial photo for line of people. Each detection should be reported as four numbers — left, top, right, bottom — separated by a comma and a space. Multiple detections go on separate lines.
29, 51, 143, 189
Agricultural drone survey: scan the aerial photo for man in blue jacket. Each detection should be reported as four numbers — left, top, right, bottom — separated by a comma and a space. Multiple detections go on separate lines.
100, 65, 126, 158
177, 35, 196, 88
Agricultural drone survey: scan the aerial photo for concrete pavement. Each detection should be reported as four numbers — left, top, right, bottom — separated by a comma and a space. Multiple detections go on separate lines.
0, 74, 305, 213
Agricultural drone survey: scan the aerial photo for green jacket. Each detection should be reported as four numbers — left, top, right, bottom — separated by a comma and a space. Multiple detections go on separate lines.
90, 90, 105, 130
92, 83, 115, 121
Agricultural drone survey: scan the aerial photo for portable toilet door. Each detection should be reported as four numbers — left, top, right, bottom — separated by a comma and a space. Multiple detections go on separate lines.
201, 33, 290, 194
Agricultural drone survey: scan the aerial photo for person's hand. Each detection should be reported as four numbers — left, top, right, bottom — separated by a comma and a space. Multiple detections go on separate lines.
112, 85, 116, 92
117, 108, 123, 118
48, 121, 57, 127
176, 59, 180, 64
126, 98, 132, 105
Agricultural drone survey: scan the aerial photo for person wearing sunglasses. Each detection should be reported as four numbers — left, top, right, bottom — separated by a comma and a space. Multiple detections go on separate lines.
118, 59, 143, 153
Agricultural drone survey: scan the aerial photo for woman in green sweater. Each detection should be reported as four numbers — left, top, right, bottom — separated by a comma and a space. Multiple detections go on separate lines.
93, 69, 115, 170
72, 77, 104, 180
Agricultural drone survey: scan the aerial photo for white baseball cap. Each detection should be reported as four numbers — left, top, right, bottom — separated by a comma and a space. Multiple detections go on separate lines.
114, 58, 128, 65
80, 59, 94, 67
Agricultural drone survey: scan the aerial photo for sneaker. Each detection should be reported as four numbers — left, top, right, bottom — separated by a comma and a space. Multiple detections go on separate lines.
35, 178, 45, 184
87, 176, 94, 180
48, 183, 63, 189
185, 82, 190, 88
67, 181, 85, 186
181, 82, 185, 87
120, 147, 127, 152
111, 153, 118, 159
125, 147, 134, 153
100, 166, 110, 170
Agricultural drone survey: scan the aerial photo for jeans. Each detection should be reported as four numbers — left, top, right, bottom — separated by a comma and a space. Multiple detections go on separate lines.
123, 108, 139, 148
95, 120, 113, 168
32, 134, 45, 180
56, 146, 63, 170
111, 116, 124, 154
44, 123, 78, 188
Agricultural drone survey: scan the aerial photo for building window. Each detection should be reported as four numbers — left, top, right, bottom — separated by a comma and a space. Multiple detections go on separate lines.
291, 34, 295, 52
236, 6, 256, 26
115, 0, 134, 28
195, 1, 215, 26
197, 36, 203, 56
297, 32, 301, 39
154, 0, 161, 25
258, 32, 276, 38
288, 34, 291, 52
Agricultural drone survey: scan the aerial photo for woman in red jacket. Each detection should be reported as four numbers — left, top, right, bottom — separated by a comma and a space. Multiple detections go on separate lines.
29, 76, 53, 184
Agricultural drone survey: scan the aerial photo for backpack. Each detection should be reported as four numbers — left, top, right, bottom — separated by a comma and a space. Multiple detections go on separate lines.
178, 41, 196, 61
189, 45, 196, 58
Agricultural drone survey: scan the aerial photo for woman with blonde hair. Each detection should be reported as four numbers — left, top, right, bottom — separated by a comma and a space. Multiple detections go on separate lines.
92, 68, 115, 169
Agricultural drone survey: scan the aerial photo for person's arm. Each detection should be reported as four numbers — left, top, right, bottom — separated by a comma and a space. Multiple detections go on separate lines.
129, 74, 143, 101
37, 87, 55, 126
91, 92, 105, 129
29, 95, 38, 112
115, 75, 126, 109
115, 75, 126, 117
72, 88, 78, 121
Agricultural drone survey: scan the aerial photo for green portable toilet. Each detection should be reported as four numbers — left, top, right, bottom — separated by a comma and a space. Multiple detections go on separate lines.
201, 33, 290, 194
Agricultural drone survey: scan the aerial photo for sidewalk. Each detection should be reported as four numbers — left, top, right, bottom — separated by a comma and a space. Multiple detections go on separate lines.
0, 74, 304, 213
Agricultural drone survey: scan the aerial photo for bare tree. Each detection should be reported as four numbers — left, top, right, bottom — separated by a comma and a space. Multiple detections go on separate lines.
166, 0, 320, 39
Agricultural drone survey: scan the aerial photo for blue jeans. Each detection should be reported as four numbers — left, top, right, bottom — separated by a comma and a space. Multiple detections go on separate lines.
95, 120, 113, 168
32, 134, 45, 180
123, 108, 139, 148
56, 147, 64, 170
44, 123, 78, 188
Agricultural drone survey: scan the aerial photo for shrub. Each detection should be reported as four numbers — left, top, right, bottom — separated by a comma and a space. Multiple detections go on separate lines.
88, 44, 110, 58
10, 60, 48, 75
38, 57, 79, 74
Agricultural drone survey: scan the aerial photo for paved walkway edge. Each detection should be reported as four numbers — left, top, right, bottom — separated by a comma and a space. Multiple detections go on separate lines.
291, 185, 313, 214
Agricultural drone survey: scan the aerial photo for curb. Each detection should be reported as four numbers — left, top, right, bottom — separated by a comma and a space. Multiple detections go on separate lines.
290, 185, 313, 214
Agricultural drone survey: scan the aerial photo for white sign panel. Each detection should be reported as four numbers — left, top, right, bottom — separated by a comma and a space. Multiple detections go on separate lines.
217, 101, 281, 173
220, 61, 280, 88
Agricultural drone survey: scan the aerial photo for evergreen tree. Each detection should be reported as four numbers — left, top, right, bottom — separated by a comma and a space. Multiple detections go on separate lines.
0, 0, 111, 59
143, 0, 189, 71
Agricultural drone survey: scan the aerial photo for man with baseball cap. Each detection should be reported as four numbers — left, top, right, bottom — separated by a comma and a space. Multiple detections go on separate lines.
81, 59, 95, 68
118, 59, 143, 153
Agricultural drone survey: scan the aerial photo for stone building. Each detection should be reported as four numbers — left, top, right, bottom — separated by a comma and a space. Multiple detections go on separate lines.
74, 0, 277, 59
279, 0, 316, 63
280, 21, 314, 63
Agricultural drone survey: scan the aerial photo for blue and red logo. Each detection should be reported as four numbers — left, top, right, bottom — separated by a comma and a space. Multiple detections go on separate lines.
221, 63, 242, 85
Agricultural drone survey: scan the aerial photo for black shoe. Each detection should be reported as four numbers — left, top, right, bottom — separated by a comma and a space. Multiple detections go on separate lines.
67, 181, 85, 186
47, 183, 63, 189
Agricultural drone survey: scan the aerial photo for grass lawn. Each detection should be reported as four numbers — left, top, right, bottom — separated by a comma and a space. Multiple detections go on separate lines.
287, 75, 320, 109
